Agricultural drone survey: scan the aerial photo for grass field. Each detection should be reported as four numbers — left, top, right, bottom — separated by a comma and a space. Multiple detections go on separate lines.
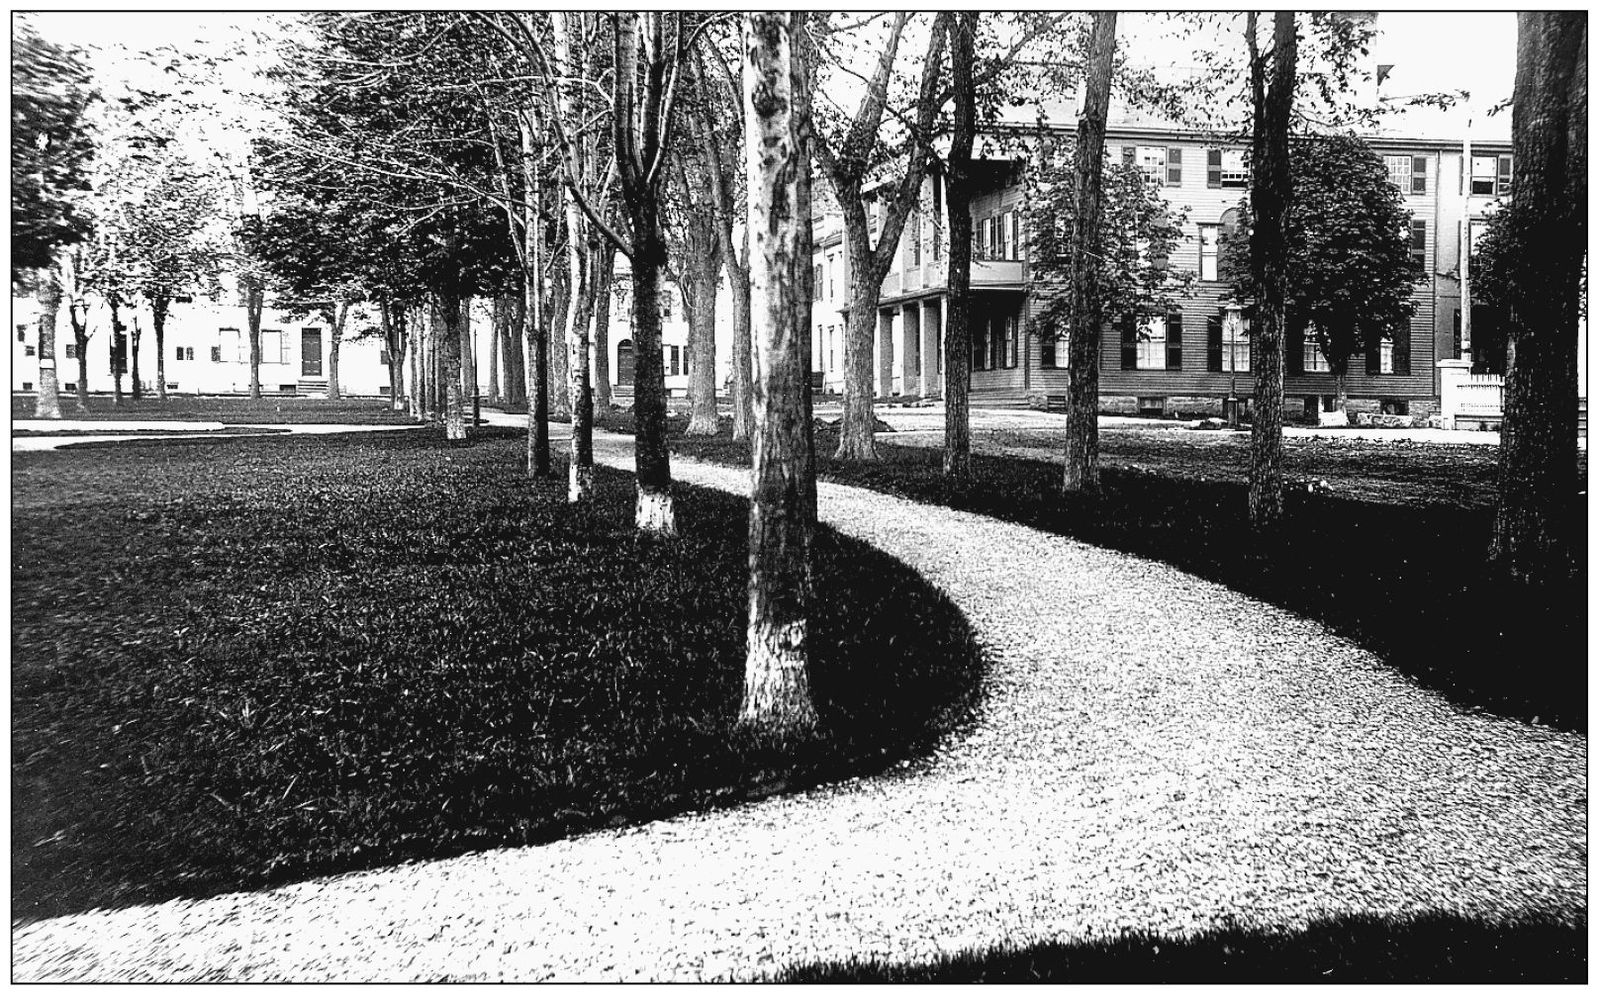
12, 393, 412, 424
617, 418, 1584, 730
774, 912, 1585, 983
11, 428, 982, 921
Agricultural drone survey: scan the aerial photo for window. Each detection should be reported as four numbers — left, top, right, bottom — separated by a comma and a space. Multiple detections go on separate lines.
827, 327, 835, 372
1409, 219, 1427, 270
1041, 334, 1059, 368
210, 346, 222, 362
827, 255, 837, 299
21, 381, 32, 391
1386, 155, 1427, 194
909, 211, 922, 267
1470, 154, 1512, 196
1303, 336, 1330, 372
972, 320, 990, 371
1166, 147, 1183, 186
979, 217, 995, 259
1222, 309, 1249, 372
1379, 338, 1395, 374
174, 293, 193, 303
813, 264, 823, 300
667, 344, 681, 376
659, 292, 674, 320
1199, 224, 1220, 281
176, 346, 184, 361
932, 216, 943, 261
1208, 148, 1247, 188
175, 346, 193, 361
1004, 315, 1019, 368
166, 382, 179, 391
1131, 145, 1168, 184
1001, 210, 1015, 261
1136, 315, 1166, 369
379, 349, 391, 365
64, 382, 76, 392
16, 327, 27, 342
65, 343, 77, 359
25, 345, 36, 356
1010, 212, 1023, 260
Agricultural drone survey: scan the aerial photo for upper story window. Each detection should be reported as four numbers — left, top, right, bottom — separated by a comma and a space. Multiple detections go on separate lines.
909, 211, 922, 267
1409, 219, 1427, 270
1385, 154, 1428, 195
1207, 148, 1248, 188
813, 264, 823, 301
1123, 145, 1182, 186
658, 290, 674, 319
1199, 224, 1220, 281
1470, 154, 1513, 196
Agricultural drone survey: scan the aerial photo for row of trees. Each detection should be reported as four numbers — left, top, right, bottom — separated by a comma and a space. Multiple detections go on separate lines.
15, 12, 1582, 739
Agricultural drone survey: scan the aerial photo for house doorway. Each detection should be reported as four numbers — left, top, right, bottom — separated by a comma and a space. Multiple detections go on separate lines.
616, 338, 635, 386
301, 328, 323, 377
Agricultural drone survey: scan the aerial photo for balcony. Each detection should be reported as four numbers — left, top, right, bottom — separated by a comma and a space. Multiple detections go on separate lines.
879, 257, 1026, 302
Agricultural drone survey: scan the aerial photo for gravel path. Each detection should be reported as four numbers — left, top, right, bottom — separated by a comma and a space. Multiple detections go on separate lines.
13, 431, 1584, 982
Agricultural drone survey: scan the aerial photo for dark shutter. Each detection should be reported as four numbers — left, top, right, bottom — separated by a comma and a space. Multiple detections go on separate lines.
1120, 314, 1137, 370
1122, 146, 1136, 168
1165, 313, 1183, 370
1366, 340, 1383, 375
1394, 327, 1411, 376
1287, 323, 1305, 376
1207, 149, 1223, 188
1497, 154, 1513, 196
1411, 156, 1428, 194
1410, 219, 1427, 269
1206, 313, 1223, 372
1166, 147, 1183, 186
1041, 334, 1056, 368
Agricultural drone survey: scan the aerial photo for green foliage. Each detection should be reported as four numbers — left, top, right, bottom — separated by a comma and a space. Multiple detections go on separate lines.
1220, 133, 1421, 376
11, 430, 982, 920
1027, 143, 1194, 338
11, 18, 97, 277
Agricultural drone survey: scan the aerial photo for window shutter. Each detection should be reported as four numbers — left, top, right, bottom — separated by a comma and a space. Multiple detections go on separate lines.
1207, 149, 1223, 188
1041, 334, 1056, 368
1165, 313, 1183, 370
1410, 219, 1427, 269
1122, 146, 1136, 168
1411, 156, 1428, 194
1287, 323, 1305, 376
1395, 327, 1411, 376
1497, 154, 1513, 196
1166, 147, 1183, 186
1206, 313, 1223, 372
1120, 314, 1137, 370
1366, 340, 1383, 375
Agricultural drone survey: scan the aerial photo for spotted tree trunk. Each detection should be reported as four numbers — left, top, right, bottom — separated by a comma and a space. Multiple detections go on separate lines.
34, 267, 62, 419
1063, 12, 1117, 494
739, 11, 818, 740
943, 12, 978, 479
1491, 11, 1586, 586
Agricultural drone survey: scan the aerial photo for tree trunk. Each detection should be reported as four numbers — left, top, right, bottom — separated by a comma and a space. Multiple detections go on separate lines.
549, 262, 571, 417
629, 233, 676, 534
462, 297, 477, 419
521, 117, 551, 476
730, 268, 754, 441
109, 298, 125, 406
33, 267, 62, 418
1491, 11, 1585, 586
739, 11, 818, 740
129, 320, 143, 400
502, 291, 526, 407
1333, 365, 1349, 421
564, 189, 595, 502
591, 248, 614, 412
1246, 12, 1297, 532
488, 294, 503, 407
684, 267, 720, 434
440, 294, 467, 440
407, 303, 423, 420
792, 22, 819, 527
328, 300, 347, 401
1063, 13, 1118, 494
70, 304, 89, 413
152, 295, 169, 403
836, 276, 885, 459
943, 12, 978, 479
246, 279, 264, 400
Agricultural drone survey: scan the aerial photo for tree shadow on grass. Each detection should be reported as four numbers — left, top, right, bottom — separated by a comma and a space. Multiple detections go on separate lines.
11, 430, 984, 922
773, 911, 1585, 983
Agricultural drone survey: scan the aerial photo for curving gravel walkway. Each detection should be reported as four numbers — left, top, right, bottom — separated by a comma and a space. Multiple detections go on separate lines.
12, 431, 1585, 982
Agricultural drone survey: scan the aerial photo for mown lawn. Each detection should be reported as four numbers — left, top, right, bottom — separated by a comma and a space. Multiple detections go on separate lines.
623, 418, 1585, 730
11, 428, 982, 921
773, 912, 1585, 983
12, 393, 412, 424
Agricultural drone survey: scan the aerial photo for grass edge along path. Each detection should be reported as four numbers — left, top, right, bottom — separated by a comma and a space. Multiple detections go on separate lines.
606, 416, 1584, 731
11, 427, 984, 922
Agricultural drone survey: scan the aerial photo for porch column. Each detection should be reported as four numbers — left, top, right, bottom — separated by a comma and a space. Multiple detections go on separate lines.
877, 309, 894, 398
920, 298, 942, 398
901, 303, 921, 396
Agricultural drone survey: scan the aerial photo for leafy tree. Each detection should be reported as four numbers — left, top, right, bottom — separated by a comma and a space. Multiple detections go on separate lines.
1220, 133, 1421, 416
1491, 11, 1586, 587
11, 18, 96, 279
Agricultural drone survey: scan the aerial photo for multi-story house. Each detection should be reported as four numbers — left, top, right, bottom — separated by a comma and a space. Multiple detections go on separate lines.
809, 123, 1515, 420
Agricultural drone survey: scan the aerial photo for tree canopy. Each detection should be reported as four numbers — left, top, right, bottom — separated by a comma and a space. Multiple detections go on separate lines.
12, 19, 97, 278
